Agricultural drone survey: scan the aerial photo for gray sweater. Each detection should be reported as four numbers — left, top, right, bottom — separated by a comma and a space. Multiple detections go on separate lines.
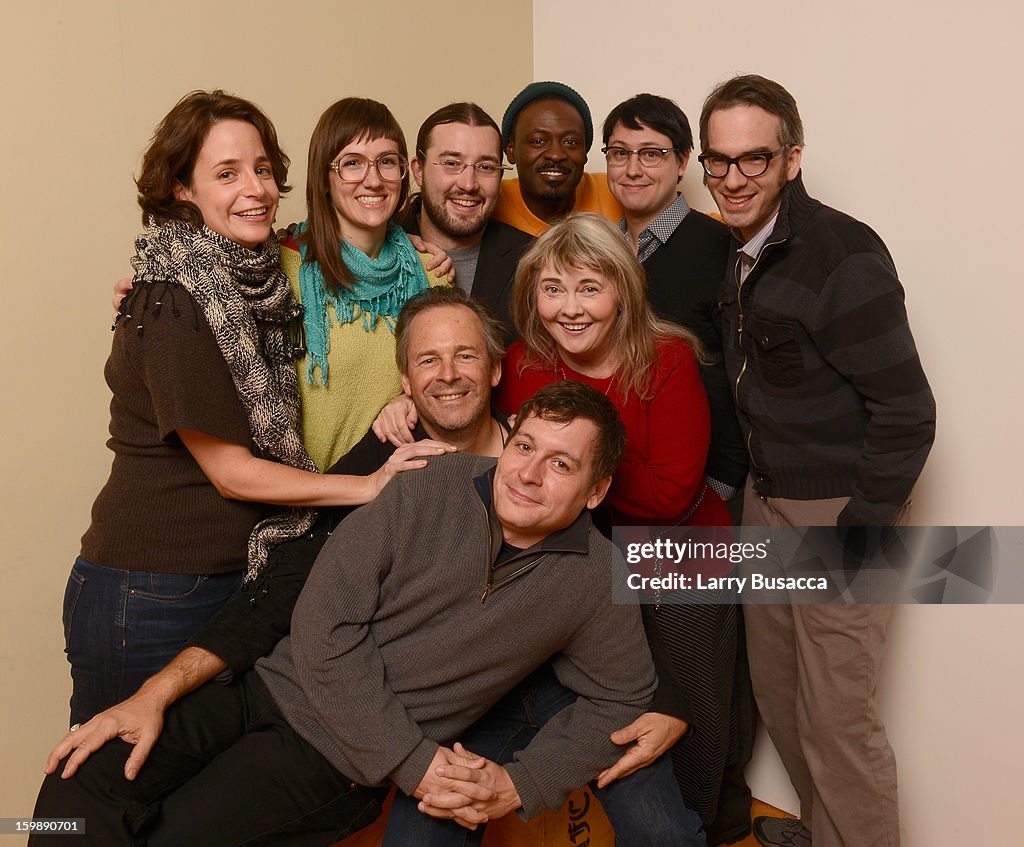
256, 453, 655, 819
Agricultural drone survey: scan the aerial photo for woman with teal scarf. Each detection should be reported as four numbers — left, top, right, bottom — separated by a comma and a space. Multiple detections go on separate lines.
280, 98, 450, 470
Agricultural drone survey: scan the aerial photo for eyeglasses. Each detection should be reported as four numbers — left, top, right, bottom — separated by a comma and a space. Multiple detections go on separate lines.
698, 147, 787, 178
602, 146, 678, 168
424, 156, 512, 179
329, 152, 409, 183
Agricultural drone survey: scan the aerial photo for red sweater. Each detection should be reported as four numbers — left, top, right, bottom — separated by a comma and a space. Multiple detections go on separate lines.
497, 340, 730, 528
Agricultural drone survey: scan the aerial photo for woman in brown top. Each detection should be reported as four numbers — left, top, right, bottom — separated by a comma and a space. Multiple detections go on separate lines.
65, 91, 446, 726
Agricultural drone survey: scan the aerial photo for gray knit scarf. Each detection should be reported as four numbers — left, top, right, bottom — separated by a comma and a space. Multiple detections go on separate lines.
125, 219, 316, 580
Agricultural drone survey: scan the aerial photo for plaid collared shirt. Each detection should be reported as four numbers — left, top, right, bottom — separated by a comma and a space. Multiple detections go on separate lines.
618, 192, 691, 263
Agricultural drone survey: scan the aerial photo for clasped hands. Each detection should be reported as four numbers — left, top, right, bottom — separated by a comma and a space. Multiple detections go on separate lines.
413, 743, 520, 830
413, 711, 686, 830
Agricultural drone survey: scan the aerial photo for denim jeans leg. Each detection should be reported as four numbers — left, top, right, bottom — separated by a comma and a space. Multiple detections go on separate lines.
122, 567, 241, 699
380, 662, 705, 847
595, 752, 707, 847
63, 558, 126, 725
63, 557, 242, 725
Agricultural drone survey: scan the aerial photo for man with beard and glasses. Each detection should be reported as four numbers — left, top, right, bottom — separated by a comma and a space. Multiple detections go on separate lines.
404, 103, 534, 335
494, 81, 622, 237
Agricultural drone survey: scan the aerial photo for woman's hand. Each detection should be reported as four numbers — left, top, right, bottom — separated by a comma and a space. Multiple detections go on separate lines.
372, 394, 419, 446
367, 440, 457, 498
112, 276, 133, 325
408, 234, 454, 282
179, 429, 449, 507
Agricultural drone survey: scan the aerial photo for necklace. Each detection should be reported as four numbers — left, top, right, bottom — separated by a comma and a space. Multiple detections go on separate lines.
555, 360, 618, 398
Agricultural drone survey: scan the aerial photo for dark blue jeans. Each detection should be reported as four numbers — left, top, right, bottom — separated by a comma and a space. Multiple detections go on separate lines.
63, 556, 242, 724
382, 664, 706, 847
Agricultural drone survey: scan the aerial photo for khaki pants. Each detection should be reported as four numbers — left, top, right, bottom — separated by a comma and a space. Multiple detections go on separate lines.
742, 477, 901, 847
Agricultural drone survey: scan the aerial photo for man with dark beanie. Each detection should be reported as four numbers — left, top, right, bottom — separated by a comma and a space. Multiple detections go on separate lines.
494, 81, 622, 236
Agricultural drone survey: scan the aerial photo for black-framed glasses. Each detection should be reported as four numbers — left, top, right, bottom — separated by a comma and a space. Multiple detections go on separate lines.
698, 147, 786, 178
329, 152, 409, 182
602, 146, 678, 168
426, 156, 512, 179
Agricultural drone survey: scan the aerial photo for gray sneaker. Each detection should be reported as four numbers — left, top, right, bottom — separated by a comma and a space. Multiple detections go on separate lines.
752, 816, 811, 847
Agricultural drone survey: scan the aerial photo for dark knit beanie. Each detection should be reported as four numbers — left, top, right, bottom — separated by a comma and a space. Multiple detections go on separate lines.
501, 81, 594, 150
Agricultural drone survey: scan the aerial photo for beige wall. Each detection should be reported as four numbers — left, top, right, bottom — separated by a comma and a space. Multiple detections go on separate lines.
0, 0, 533, 827
534, 0, 1023, 842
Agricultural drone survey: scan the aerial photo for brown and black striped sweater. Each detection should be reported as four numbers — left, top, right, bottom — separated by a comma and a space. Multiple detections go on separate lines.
719, 174, 936, 526
256, 453, 654, 819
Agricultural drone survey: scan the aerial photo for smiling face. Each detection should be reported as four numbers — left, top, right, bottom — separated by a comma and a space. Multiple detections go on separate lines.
605, 121, 688, 230
176, 119, 280, 248
329, 135, 404, 249
411, 122, 503, 248
507, 98, 588, 218
704, 104, 802, 243
400, 304, 501, 436
493, 412, 610, 548
536, 262, 620, 372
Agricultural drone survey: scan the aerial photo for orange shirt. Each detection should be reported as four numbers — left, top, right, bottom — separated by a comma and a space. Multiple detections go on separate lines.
493, 172, 624, 237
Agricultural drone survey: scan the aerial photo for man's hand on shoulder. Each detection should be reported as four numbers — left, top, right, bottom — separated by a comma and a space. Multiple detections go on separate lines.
418, 742, 522, 828
595, 711, 688, 788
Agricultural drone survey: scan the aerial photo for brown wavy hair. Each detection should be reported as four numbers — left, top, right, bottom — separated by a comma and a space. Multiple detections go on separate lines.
510, 212, 705, 399
395, 287, 505, 373
509, 380, 626, 483
698, 74, 804, 152
136, 89, 289, 228
302, 98, 409, 293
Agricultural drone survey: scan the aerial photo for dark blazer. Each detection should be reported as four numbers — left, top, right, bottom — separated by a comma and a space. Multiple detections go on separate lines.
642, 209, 749, 489
403, 196, 534, 338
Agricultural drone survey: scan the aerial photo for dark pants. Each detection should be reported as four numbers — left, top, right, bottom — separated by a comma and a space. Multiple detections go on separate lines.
382, 664, 706, 847
32, 672, 386, 847
63, 556, 242, 725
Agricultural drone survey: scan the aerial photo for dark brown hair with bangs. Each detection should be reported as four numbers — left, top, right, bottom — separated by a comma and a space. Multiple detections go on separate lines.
136, 89, 290, 229
302, 98, 410, 293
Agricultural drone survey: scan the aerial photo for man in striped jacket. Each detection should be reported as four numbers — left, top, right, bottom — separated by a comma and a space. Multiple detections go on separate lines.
698, 74, 935, 847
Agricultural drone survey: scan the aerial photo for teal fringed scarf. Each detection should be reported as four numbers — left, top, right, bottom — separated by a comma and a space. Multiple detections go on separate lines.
296, 221, 429, 386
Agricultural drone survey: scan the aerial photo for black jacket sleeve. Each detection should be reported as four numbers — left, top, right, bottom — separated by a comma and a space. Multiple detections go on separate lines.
187, 531, 329, 680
